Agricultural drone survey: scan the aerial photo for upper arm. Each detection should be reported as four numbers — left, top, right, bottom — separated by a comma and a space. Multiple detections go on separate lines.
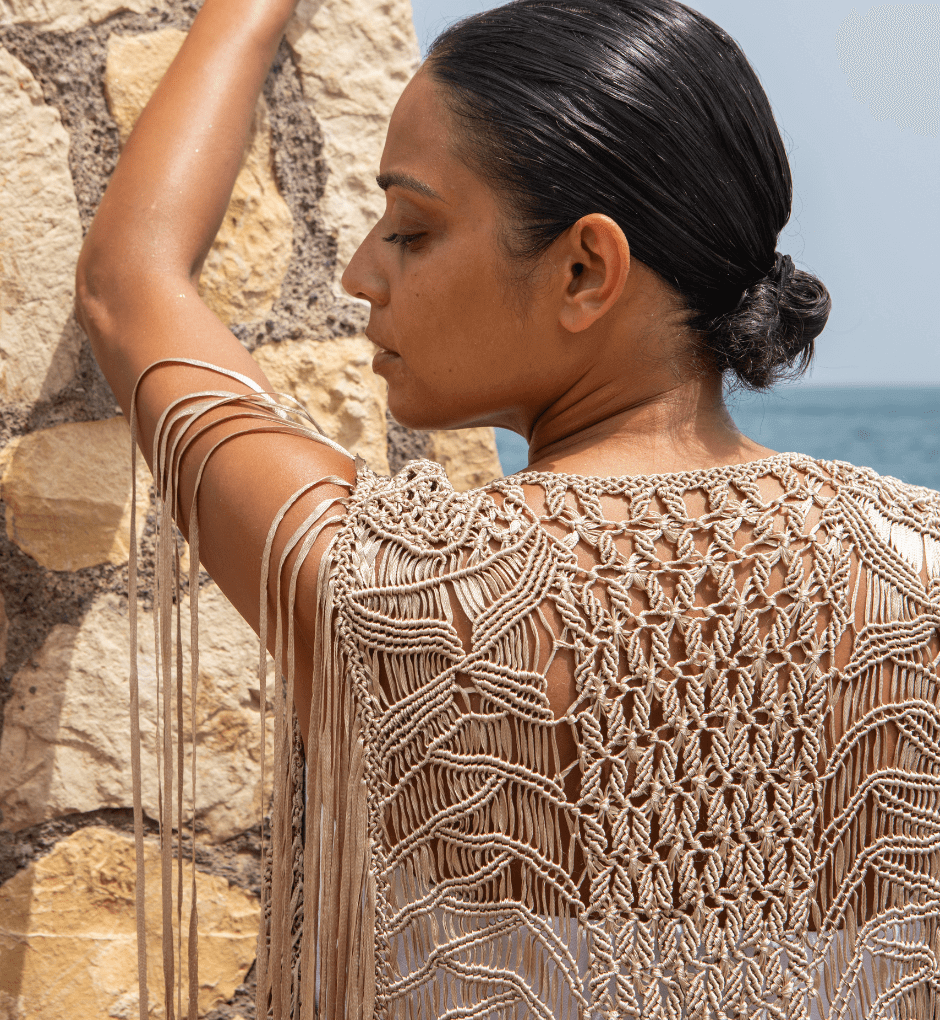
77, 248, 357, 593
158, 396, 356, 638
173, 407, 357, 745
79, 273, 359, 733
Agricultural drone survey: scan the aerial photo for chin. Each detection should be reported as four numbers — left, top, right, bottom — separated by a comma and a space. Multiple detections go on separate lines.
386, 406, 447, 432
386, 391, 481, 433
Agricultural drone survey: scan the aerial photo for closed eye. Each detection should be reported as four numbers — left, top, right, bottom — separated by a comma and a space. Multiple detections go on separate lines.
382, 232, 425, 249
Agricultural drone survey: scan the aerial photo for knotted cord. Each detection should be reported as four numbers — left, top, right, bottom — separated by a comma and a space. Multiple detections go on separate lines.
129, 361, 940, 1019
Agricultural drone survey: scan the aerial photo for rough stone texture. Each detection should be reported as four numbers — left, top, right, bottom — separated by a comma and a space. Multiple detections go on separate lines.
1, 417, 151, 572
105, 29, 294, 325
255, 333, 390, 473
0, 809, 264, 898
0, 586, 274, 842
0, 46, 82, 406
0, 589, 6, 669
385, 411, 431, 474
0, 0, 168, 33
287, 0, 421, 273
0, 0, 506, 1014
0, 509, 128, 748
0, 825, 258, 1019
429, 427, 503, 491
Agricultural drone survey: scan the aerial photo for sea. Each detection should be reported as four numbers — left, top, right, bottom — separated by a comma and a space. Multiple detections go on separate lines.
493, 385, 940, 493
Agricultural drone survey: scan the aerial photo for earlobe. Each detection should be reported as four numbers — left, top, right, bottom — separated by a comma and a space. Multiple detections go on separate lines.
558, 213, 630, 333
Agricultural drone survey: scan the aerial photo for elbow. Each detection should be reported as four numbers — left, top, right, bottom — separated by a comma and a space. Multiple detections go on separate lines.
73, 229, 132, 356
74, 245, 112, 349
74, 236, 188, 355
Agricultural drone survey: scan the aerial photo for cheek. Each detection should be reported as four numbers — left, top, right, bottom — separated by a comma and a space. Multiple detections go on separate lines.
395, 251, 497, 349
382, 278, 509, 428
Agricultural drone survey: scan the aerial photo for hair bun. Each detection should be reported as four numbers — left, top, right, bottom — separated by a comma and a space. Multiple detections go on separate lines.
768, 252, 796, 292
708, 253, 832, 390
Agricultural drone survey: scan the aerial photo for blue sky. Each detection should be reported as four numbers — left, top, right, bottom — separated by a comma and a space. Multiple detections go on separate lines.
408, 0, 940, 386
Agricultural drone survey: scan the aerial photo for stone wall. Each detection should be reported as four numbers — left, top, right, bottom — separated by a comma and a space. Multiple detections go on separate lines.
0, 2, 502, 1017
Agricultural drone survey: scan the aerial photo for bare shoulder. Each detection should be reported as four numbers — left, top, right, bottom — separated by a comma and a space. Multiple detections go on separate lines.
140, 364, 359, 648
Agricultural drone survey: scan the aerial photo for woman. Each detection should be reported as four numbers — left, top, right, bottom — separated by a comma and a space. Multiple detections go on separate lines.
76, 0, 940, 1017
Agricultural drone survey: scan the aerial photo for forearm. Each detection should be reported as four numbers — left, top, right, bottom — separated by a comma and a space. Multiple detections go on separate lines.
76, 0, 296, 397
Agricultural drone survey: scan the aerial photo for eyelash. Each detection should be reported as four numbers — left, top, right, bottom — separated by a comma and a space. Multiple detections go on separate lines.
382, 232, 424, 249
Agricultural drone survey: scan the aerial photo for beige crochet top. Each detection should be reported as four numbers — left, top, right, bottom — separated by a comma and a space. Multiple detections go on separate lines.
131, 372, 940, 1020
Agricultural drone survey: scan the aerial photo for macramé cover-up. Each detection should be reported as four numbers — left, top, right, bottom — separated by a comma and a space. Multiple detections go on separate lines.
128, 362, 940, 1020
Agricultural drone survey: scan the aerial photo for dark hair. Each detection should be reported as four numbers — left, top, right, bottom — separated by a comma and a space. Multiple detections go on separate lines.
426, 0, 831, 390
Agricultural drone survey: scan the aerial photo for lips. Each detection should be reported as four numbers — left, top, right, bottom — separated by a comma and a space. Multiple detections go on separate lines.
372, 349, 401, 372
366, 332, 399, 357
368, 335, 401, 375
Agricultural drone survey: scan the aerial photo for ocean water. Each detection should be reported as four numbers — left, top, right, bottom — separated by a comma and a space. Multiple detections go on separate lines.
493, 386, 940, 493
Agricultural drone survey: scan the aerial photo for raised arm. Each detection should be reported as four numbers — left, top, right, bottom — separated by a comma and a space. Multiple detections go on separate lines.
76, 0, 298, 416
75, 0, 357, 721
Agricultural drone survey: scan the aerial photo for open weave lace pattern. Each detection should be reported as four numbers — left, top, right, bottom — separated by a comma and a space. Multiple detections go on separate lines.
130, 369, 940, 1020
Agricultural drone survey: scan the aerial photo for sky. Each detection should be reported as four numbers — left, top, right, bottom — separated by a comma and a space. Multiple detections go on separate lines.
407, 0, 940, 386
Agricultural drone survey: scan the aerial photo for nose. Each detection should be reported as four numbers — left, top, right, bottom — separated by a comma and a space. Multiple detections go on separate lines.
341, 225, 389, 306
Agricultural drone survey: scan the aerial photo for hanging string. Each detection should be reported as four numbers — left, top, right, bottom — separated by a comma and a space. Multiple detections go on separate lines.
130, 359, 940, 1019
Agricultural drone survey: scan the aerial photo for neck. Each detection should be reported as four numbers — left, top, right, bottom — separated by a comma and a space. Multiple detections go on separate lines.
524, 373, 772, 476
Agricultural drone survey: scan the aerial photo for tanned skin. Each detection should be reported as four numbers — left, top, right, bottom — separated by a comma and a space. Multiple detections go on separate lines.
75, 0, 773, 747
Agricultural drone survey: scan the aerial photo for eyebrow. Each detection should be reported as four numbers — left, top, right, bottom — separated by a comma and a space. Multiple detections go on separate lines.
376, 171, 445, 201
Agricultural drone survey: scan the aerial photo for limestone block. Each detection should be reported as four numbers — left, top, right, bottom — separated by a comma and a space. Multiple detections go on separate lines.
287, 0, 420, 272
0, 0, 167, 32
0, 587, 275, 842
105, 30, 294, 325
255, 333, 390, 473
429, 427, 503, 491
1, 417, 151, 572
0, 826, 258, 1020
0, 47, 82, 405
0, 436, 20, 476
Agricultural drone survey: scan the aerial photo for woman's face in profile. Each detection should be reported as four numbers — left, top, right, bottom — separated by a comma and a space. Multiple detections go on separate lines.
341, 71, 586, 437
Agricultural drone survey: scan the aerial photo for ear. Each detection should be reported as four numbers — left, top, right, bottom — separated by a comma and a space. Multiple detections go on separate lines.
556, 213, 630, 333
